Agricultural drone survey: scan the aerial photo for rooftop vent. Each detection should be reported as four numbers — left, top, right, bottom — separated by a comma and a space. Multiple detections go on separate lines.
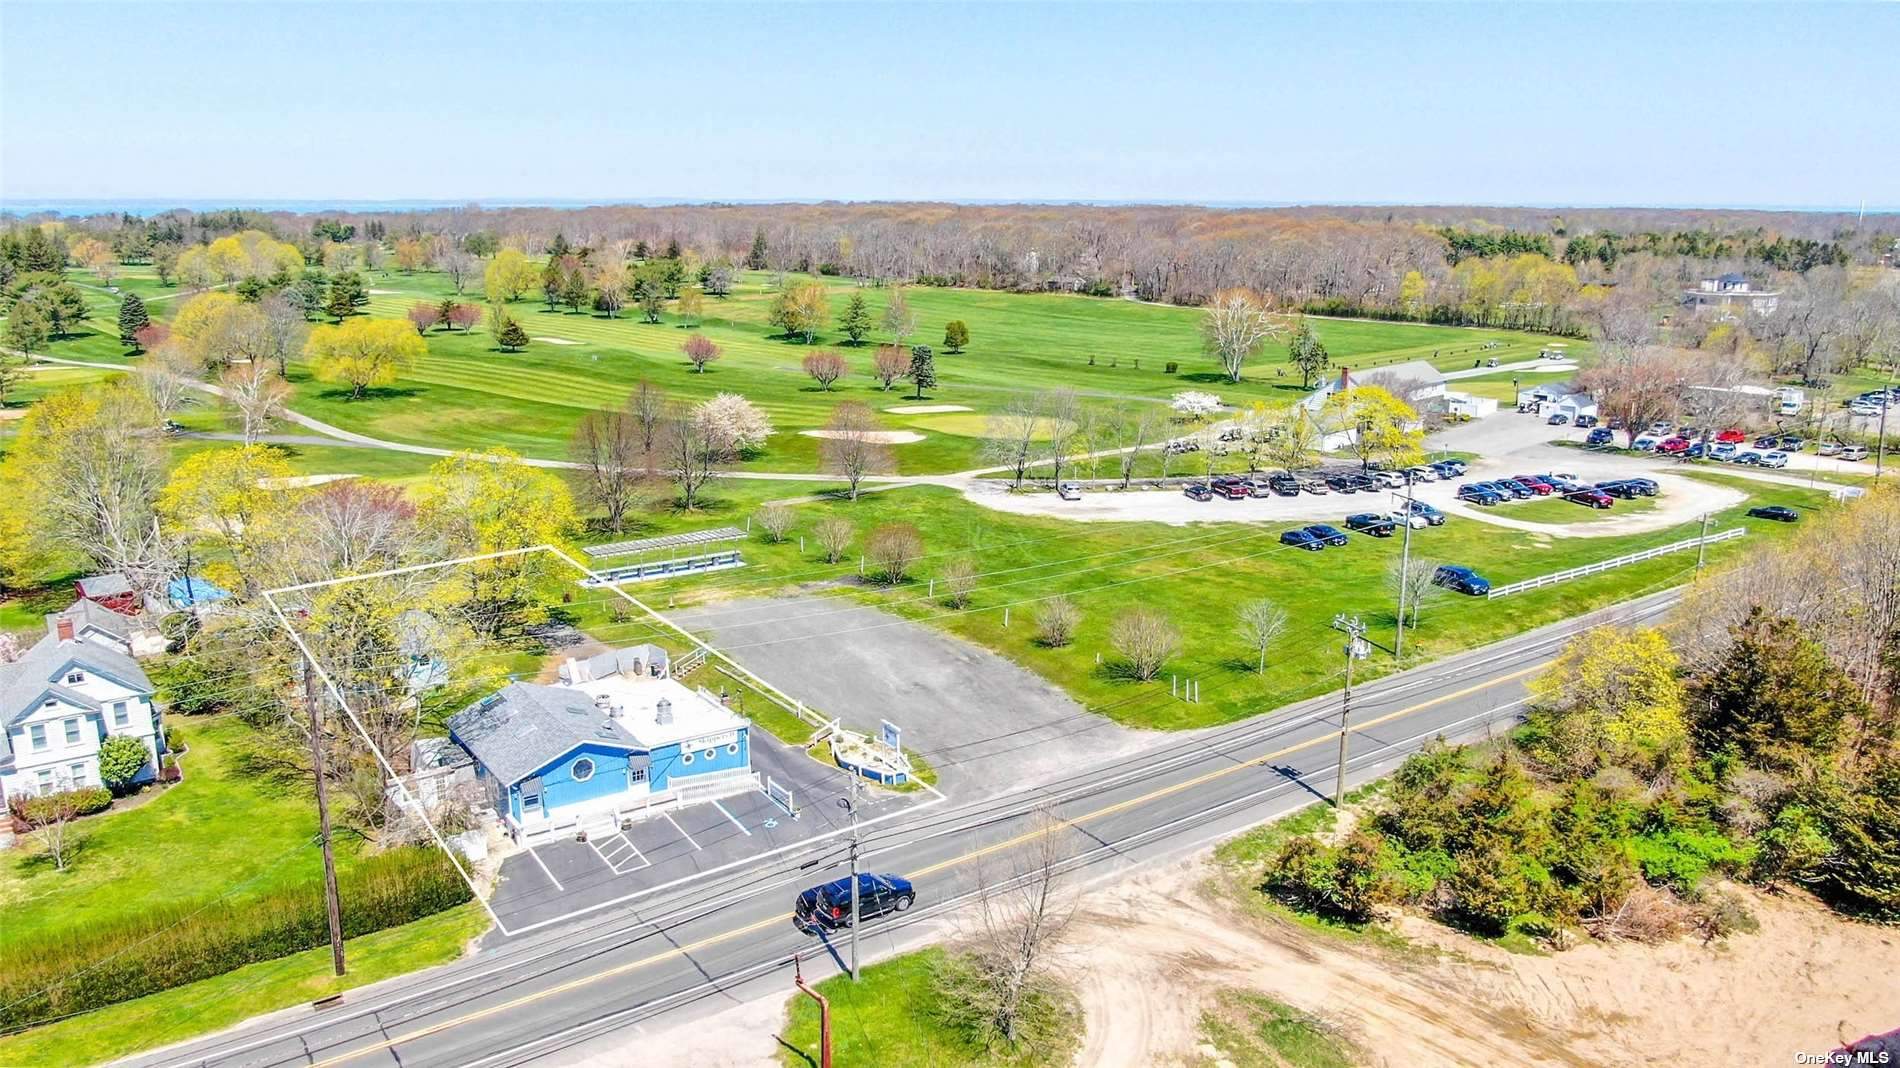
655, 697, 673, 726
478, 693, 504, 711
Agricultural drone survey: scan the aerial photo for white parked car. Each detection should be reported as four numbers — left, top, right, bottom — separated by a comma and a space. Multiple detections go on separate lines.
1817, 440, 1843, 456
1371, 470, 1405, 488
1759, 451, 1790, 468
1387, 511, 1430, 530
1711, 442, 1740, 461
1840, 445, 1870, 461
1648, 421, 1674, 436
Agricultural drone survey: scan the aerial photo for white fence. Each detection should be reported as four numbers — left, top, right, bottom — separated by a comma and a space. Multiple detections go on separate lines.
1485, 527, 1745, 599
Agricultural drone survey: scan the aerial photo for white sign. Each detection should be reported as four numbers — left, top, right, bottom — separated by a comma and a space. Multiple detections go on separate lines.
879, 719, 902, 752
685, 730, 738, 750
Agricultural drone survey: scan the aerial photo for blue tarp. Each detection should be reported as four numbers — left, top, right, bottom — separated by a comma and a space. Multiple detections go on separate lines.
168, 577, 231, 609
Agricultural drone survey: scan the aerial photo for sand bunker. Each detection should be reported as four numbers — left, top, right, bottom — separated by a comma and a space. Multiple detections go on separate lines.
258, 474, 358, 489
885, 404, 972, 414
532, 336, 581, 346
799, 429, 925, 444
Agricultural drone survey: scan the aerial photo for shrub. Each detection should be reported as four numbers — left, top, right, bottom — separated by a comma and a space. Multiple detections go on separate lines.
753, 502, 794, 543
10, 786, 113, 823
1035, 596, 1081, 647
1264, 830, 1396, 922
865, 523, 924, 585
1108, 607, 1179, 681
938, 558, 977, 608
97, 735, 150, 793
1628, 828, 1755, 891
0, 846, 471, 1029
1164, 361, 1179, 374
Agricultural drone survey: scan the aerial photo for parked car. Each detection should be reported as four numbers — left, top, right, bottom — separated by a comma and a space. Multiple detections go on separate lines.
1345, 513, 1397, 537
1624, 478, 1659, 496
1657, 437, 1691, 455
1493, 478, 1534, 499
795, 873, 917, 932
1402, 500, 1448, 525
1324, 474, 1359, 494
1715, 428, 1747, 443
1753, 434, 1780, 449
1432, 459, 1468, 477
1747, 505, 1800, 523
1056, 481, 1082, 501
1371, 470, 1406, 488
1630, 436, 1661, 452
1575, 414, 1599, 428
1432, 564, 1491, 596
1404, 465, 1438, 483
1345, 473, 1378, 493
1300, 478, 1329, 495
1734, 450, 1763, 466
1775, 435, 1804, 450
1304, 524, 1350, 547
1684, 442, 1711, 460
1711, 442, 1740, 461
1566, 488, 1614, 509
1513, 475, 1555, 495
1841, 445, 1871, 461
1268, 474, 1302, 496
1596, 480, 1642, 499
1759, 451, 1790, 468
1457, 484, 1504, 506
1279, 528, 1324, 551
1547, 412, 1570, 425
1216, 481, 1251, 499
1648, 421, 1674, 436
1585, 427, 1615, 446
1182, 483, 1214, 501
1386, 510, 1430, 530
1817, 440, 1844, 457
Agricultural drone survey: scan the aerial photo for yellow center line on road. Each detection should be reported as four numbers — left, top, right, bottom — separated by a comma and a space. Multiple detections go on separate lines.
306, 659, 1546, 1067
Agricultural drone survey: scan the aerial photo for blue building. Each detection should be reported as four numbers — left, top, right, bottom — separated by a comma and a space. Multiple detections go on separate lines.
447, 645, 753, 840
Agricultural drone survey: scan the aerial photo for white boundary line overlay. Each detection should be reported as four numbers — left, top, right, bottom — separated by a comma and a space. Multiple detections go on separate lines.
262, 543, 947, 938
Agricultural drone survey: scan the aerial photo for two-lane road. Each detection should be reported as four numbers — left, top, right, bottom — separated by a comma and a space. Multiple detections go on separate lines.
128, 589, 1683, 1068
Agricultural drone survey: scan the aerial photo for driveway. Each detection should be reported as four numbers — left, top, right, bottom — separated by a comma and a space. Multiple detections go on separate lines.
671, 595, 1172, 794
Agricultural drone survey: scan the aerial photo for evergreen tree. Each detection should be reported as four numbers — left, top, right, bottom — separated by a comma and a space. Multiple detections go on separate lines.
561, 269, 590, 313
324, 284, 355, 322
634, 240, 650, 260
1692, 609, 1865, 765
117, 293, 151, 350
907, 345, 937, 400
496, 316, 529, 352
438, 296, 457, 325
943, 319, 970, 353
548, 233, 572, 258
541, 258, 566, 310
839, 291, 873, 344
1815, 756, 1900, 918
746, 228, 769, 270
664, 237, 682, 260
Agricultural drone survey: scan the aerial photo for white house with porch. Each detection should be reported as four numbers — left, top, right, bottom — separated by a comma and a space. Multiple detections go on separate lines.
446, 645, 754, 840
0, 607, 167, 803
1301, 362, 1449, 449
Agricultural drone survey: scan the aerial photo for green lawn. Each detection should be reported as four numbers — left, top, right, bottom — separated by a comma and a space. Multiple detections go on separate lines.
0, 715, 368, 943
549, 475, 1835, 732
779, 947, 1078, 1068
1197, 989, 1364, 1068
1506, 493, 1658, 523
0, 903, 488, 1068
36, 264, 1590, 476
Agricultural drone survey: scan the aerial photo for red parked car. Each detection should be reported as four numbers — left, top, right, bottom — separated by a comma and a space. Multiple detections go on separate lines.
1566, 488, 1615, 509
1656, 437, 1691, 454
1715, 428, 1747, 443
1513, 475, 1555, 495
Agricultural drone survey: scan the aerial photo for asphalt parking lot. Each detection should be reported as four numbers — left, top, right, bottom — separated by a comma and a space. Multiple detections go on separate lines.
486, 727, 920, 934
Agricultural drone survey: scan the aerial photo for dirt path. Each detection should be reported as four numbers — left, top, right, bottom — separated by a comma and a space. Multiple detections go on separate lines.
1062, 856, 1899, 1067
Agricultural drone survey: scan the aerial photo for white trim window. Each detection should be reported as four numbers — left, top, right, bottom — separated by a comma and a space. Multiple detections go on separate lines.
571, 757, 596, 783
68, 762, 87, 785
35, 769, 54, 793
64, 718, 82, 745
628, 766, 648, 785
113, 702, 130, 728
29, 724, 46, 750
65, 671, 85, 685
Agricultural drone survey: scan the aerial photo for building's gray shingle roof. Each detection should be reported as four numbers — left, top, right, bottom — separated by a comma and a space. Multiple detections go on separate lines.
75, 573, 134, 599
0, 632, 154, 726
46, 598, 134, 643
448, 682, 640, 786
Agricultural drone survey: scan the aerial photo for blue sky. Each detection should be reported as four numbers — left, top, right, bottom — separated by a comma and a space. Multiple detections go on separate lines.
3, 2, 1895, 209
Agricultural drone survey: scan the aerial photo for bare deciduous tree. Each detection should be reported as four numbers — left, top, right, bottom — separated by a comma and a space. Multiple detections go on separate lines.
818, 401, 894, 500
1237, 598, 1289, 673
1039, 389, 1082, 485
813, 516, 854, 563
21, 786, 85, 872
1201, 288, 1283, 383
801, 349, 847, 391
221, 360, 290, 444
865, 522, 923, 585
137, 341, 199, 423
1389, 555, 1441, 630
939, 557, 977, 607
933, 806, 1077, 1055
1109, 606, 1179, 681
569, 405, 649, 533
983, 393, 1046, 490
1035, 595, 1081, 647
656, 401, 727, 510
869, 344, 909, 391
1109, 405, 1162, 489
753, 502, 793, 543
1577, 347, 1687, 447
626, 379, 668, 456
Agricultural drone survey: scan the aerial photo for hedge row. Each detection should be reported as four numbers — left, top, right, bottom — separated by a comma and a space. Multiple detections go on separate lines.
0, 846, 472, 1030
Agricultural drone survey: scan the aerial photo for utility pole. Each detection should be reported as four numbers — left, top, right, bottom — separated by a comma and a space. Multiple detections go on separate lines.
1331, 613, 1366, 809
1694, 511, 1712, 579
1876, 357, 1896, 478
844, 770, 862, 982
1393, 483, 1415, 658
303, 655, 346, 977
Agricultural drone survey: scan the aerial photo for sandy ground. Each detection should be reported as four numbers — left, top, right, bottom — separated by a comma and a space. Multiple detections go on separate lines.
621, 851, 1896, 1068
885, 404, 973, 414
533, 336, 582, 346
798, 428, 926, 443
256, 473, 358, 489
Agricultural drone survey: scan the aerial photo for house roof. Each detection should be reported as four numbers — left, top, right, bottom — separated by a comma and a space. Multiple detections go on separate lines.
76, 573, 134, 599
0, 632, 154, 726
448, 682, 642, 786
46, 598, 134, 643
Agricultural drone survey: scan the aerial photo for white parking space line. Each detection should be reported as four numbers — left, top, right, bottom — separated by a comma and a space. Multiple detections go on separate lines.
711, 798, 751, 836
524, 840, 566, 892
588, 830, 652, 875
663, 810, 703, 850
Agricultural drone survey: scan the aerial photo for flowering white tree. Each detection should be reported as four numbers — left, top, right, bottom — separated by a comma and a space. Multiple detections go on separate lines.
693, 392, 773, 452
1170, 391, 1223, 419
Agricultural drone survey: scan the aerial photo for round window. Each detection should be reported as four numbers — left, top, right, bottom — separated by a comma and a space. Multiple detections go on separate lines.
702, 748, 717, 760
681, 751, 694, 765
571, 757, 595, 782
726, 742, 740, 755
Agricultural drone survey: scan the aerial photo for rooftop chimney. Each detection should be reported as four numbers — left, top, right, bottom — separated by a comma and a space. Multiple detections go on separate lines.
655, 697, 673, 726
55, 618, 75, 643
